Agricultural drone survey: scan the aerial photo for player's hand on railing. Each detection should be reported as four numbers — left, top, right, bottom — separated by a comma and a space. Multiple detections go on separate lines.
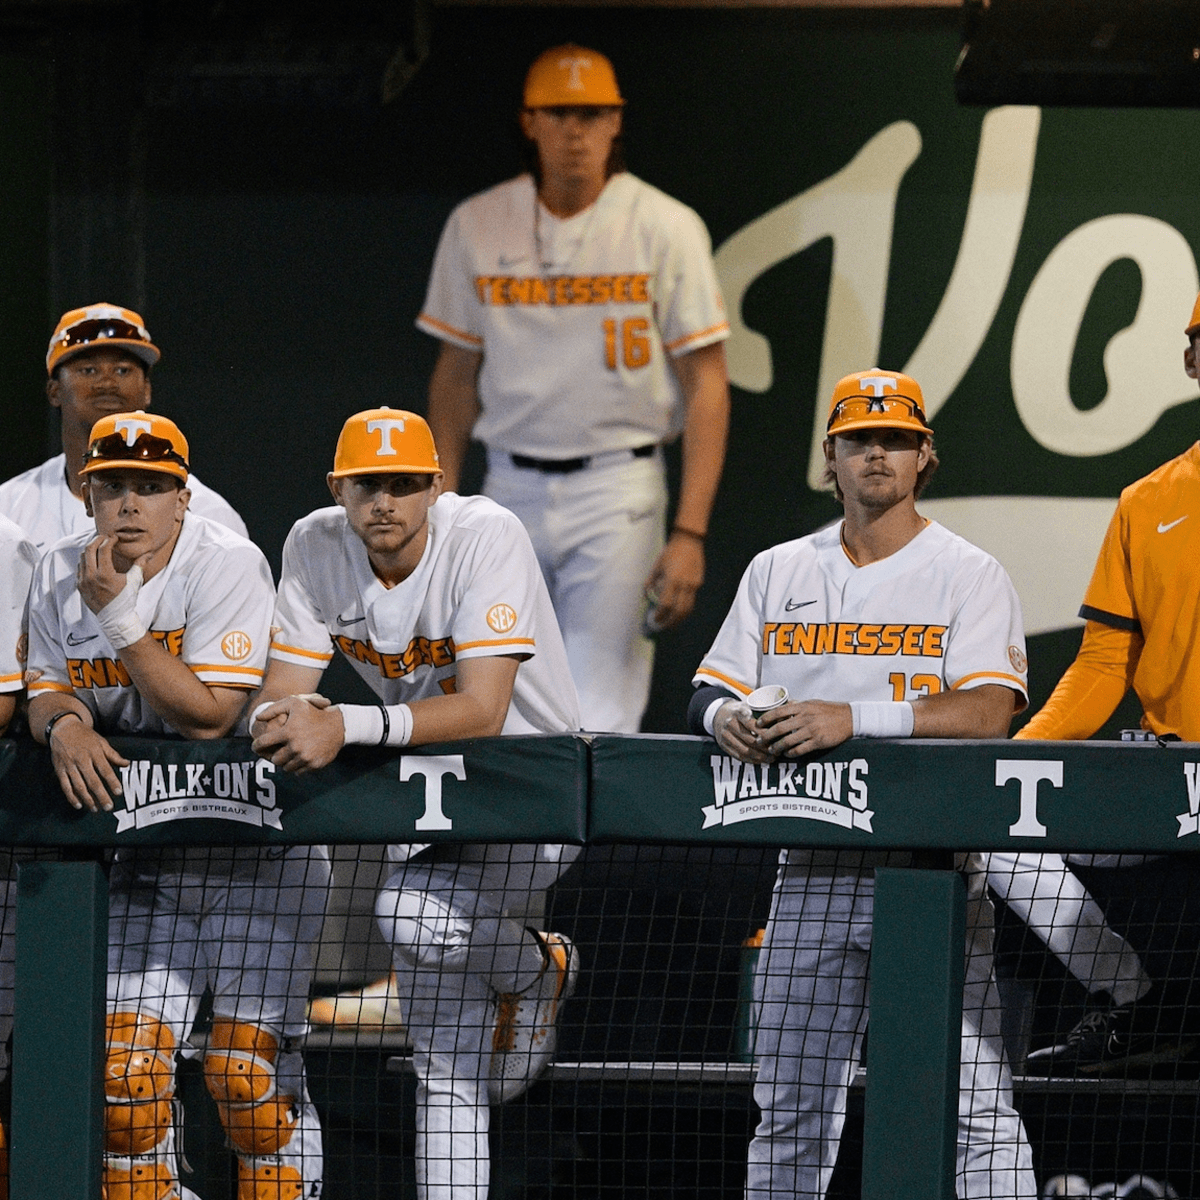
251, 694, 343, 774
757, 700, 853, 757
47, 718, 129, 812
712, 699, 774, 763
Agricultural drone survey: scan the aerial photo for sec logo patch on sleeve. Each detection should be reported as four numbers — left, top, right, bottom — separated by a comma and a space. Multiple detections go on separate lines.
1008, 645, 1028, 673
486, 604, 518, 634
221, 631, 254, 662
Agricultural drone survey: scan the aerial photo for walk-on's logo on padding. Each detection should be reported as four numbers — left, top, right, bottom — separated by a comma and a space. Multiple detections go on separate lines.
1179, 763, 1200, 838
704, 755, 872, 831
113, 757, 280, 832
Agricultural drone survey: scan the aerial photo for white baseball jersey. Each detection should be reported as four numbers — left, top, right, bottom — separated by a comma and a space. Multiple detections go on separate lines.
270, 491, 580, 735
26, 512, 272, 733
0, 514, 36, 696
417, 172, 729, 458
0, 453, 248, 550
695, 519, 1028, 709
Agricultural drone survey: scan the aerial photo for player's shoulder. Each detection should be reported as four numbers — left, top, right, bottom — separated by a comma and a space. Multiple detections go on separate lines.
287, 504, 348, 543
611, 171, 698, 213
0, 510, 33, 554
0, 454, 60, 503
1116, 442, 1200, 509
450, 174, 535, 225
432, 490, 524, 538
183, 473, 247, 536
919, 519, 1012, 578
36, 527, 92, 580
744, 525, 831, 576
180, 511, 269, 568
608, 172, 711, 234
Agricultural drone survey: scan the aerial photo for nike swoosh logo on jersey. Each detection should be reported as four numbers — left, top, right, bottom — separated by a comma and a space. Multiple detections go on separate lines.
338, 614, 366, 626
784, 599, 818, 611
66, 631, 99, 646
1157, 516, 1188, 533
498, 253, 527, 267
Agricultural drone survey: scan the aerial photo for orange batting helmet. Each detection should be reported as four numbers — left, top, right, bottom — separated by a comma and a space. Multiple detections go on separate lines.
81, 411, 189, 484
826, 369, 933, 438
331, 408, 441, 478
47, 303, 160, 376
523, 45, 624, 108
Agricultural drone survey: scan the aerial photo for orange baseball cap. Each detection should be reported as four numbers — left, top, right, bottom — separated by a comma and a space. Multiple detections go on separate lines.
1186, 292, 1200, 338
47, 303, 160, 375
826, 369, 933, 437
81, 411, 189, 483
331, 408, 441, 477
523, 45, 624, 108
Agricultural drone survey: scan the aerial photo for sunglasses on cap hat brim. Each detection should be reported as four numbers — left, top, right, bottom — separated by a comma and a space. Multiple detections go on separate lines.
83, 431, 188, 476
827, 395, 931, 433
51, 318, 157, 367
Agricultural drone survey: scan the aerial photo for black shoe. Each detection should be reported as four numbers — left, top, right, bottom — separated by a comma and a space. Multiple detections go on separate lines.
1023, 996, 1196, 1077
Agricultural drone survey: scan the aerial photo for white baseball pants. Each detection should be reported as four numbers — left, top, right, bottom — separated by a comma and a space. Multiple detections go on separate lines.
746, 859, 1037, 1200
984, 851, 1150, 1006
484, 451, 665, 734
376, 842, 579, 1200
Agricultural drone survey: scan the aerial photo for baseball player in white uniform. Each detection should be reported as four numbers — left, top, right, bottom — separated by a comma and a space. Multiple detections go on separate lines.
249, 407, 582, 1200
0, 303, 245, 551
25, 411, 327, 1200
689, 370, 1036, 1199
0, 513, 36, 1189
420, 44, 730, 733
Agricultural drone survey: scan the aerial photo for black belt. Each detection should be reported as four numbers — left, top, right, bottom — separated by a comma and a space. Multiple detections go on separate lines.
509, 444, 656, 474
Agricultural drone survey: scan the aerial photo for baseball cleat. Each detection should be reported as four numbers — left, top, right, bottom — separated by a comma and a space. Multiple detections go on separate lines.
1024, 993, 1195, 1076
489, 931, 578, 1104
307, 974, 406, 1030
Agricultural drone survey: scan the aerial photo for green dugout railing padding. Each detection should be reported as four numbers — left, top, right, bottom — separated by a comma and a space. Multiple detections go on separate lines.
2, 732, 1198, 1199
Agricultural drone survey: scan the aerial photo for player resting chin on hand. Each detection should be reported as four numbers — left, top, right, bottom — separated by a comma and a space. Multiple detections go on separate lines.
25, 411, 328, 1200
689, 369, 1037, 1200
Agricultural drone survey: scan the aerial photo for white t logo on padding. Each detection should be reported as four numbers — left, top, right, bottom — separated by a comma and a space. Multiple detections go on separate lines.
366, 417, 406, 457
559, 55, 591, 91
113, 417, 153, 445
859, 376, 898, 398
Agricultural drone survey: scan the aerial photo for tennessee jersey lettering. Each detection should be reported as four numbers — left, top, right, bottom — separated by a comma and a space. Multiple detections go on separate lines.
331, 633, 455, 680
474, 273, 652, 307
762, 622, 947, 657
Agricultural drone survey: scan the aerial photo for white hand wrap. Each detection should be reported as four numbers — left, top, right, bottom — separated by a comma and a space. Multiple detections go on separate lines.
704, 697, 735, 737
850, 700, 915, 738
337, 703, 413, 748
94, 564, 147, 650
710, 699, 752, 738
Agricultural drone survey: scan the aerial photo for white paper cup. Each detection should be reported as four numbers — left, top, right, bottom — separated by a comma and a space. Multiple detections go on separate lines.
747, 685, 789, 718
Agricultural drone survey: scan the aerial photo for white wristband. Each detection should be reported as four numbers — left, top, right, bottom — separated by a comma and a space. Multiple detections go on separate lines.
702, 697, 728, 737
338, 703, 413, 748
249, 700, 275, 729
850, 700, 915, 738
94, 564, 147, 650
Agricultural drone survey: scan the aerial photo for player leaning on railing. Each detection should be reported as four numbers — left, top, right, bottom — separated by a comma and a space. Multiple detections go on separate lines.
249, 407, 582, 1200
1012, 291, 1200, 1077
25, 411, 327, 1200
688, 369, 1038, 1200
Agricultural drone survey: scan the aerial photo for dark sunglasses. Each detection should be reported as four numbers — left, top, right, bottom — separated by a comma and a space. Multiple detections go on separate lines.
85, 431, 188, 472
55, 318, 146, 352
